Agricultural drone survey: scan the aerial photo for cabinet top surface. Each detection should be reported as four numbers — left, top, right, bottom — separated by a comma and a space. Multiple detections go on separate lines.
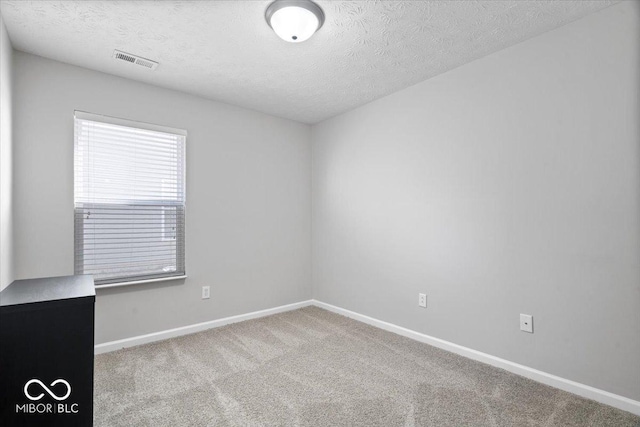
0, 275, 95, 307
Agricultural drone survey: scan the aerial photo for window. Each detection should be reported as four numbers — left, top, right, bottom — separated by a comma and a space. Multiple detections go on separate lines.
74, 111, 186, 286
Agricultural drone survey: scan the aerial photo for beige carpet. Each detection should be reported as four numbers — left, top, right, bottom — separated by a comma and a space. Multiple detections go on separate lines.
94, 306, 640, 426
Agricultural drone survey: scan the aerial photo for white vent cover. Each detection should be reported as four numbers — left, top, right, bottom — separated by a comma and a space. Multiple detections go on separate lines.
113, 50, 158, 70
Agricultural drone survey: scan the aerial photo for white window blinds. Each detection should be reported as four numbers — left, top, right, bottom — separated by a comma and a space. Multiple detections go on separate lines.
74, 111, 186, 286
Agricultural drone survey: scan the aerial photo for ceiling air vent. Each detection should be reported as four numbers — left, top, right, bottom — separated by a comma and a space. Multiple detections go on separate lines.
113, 50, 158, 70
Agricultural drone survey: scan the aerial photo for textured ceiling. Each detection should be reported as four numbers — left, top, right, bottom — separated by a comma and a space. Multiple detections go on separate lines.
0, 0, 619, 124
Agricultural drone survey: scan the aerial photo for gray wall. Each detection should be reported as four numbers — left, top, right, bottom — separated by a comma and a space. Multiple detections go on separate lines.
0, 11, 13, 291
312, 1, 640, 401
12, 52, 312, 344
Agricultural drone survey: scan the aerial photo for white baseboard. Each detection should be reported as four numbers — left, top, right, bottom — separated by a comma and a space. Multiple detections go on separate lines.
94, 297, 640, 416
94, 300, 314, 354
313, 300, 640, 416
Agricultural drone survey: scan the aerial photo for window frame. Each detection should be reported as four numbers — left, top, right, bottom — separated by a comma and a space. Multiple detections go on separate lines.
73, 111, 187, 288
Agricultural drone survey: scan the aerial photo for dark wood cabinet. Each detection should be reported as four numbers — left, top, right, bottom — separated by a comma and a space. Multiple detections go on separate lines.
0, 275, 95, 426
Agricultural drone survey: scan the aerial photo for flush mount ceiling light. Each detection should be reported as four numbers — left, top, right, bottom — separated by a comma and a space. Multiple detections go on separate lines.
265, 0, 325, 43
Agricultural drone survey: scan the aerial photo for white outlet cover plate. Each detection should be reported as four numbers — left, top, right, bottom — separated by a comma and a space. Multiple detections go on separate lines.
202, 286, 210, 299
520, 314, 533, 333
418, 293, 427, 308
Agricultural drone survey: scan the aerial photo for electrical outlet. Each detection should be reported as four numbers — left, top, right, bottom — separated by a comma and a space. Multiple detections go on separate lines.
418, 293, 427, 308
202, 286, 210, 299
520, 314, 533, 333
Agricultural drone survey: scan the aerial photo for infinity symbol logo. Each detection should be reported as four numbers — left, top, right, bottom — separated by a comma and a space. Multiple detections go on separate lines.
24, 379, 72, 401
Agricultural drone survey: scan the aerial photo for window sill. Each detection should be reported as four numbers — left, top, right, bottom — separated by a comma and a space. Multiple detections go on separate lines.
94, 275, 187, 289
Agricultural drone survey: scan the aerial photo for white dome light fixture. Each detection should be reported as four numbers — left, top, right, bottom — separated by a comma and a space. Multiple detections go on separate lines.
265, 0, 325, 43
